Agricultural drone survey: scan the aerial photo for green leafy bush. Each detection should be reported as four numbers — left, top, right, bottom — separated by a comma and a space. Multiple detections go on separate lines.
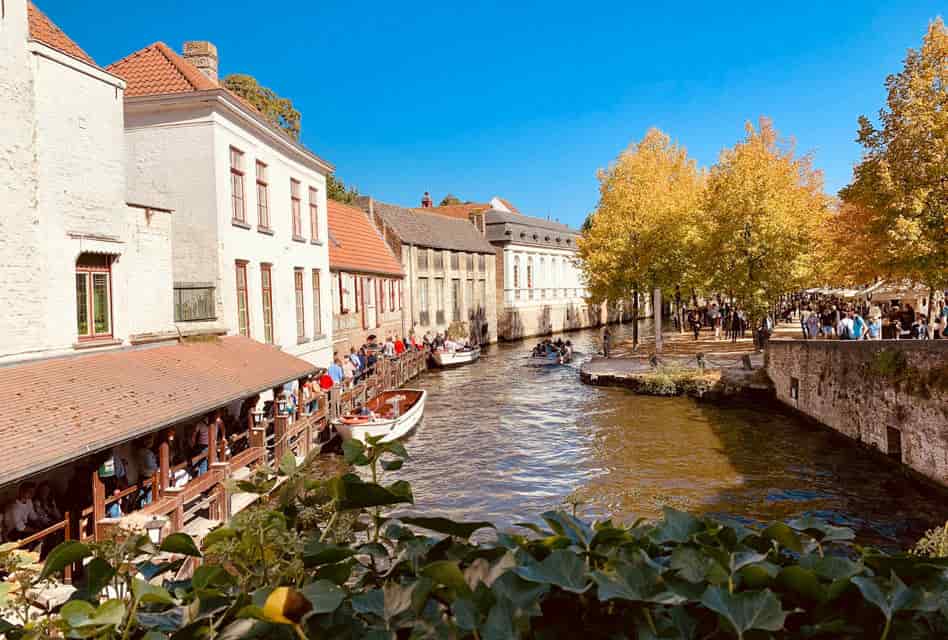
8, 441, 948, 639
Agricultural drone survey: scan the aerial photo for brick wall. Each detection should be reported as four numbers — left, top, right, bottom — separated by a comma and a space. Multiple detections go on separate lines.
767, 339, 948, 486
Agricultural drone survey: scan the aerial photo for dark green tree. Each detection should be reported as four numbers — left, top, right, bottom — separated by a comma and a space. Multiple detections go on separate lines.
327, 174, 360, 204
439, 193, 462, 206
223, 73, 301, 140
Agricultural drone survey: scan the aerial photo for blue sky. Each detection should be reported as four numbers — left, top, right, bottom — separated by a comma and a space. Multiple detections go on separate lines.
43, 0, 943, 229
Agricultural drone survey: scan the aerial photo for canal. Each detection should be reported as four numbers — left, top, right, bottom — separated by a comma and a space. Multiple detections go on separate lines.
378, 324, 947, 548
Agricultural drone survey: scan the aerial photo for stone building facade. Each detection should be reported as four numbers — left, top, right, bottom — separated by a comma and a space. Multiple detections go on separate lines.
767, 339, 948, 487
0, 1, 175, 365
357, 198, 498, 344
328, 200, 405, 355
108, 41, 334, 367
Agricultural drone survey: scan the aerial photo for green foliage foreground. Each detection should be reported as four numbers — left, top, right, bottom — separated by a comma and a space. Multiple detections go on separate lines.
5, 438, 948, 639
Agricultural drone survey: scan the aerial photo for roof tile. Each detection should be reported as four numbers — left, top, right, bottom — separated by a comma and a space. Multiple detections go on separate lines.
27, 2, 97, 67
328, 200, 403, 277
107, 42, 217, 97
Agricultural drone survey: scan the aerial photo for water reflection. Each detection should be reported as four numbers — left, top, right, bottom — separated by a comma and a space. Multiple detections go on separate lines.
375, 323, 947, 548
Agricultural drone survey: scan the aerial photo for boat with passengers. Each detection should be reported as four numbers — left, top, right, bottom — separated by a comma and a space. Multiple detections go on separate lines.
334, 389, 427, 443
530, 338, 573, 365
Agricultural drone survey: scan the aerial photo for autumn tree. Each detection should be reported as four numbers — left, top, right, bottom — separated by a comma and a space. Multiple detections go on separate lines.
223, 74, 302, 140
701, 118, 829, 324
578, 128, 704, 347
839, 18, 947, 302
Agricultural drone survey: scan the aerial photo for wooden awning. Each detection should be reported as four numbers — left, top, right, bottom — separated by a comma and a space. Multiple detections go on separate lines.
0, 336, 317, 487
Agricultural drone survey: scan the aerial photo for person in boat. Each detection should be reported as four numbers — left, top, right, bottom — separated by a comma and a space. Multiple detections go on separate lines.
355, 402, 374, 418
422, 331, 432, 351
443, 337, 461, 353
563, 340, 573, 360
432, 332, 445, 350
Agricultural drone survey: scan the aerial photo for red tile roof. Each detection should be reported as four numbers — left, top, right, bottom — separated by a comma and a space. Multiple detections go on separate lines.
496, 197, 521, 214
27, 2, 96, 66
328, 200, 403, 277
107, 42, 217, 97
413, 203, 490, 221
0, 336, 317, 487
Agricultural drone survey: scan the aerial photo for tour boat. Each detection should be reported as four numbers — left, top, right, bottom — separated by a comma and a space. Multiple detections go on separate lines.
334, 389, 426, 444
531, 350, 572, 365
431, 346, 481, 367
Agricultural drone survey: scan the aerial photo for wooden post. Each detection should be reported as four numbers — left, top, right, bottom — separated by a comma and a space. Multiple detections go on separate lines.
654, 287, 663, 354
158, 438, 170, 497
63, 511, 73, 583
208, 419, 218, 466
91, 468, 105, 541
274, 415, 288, 462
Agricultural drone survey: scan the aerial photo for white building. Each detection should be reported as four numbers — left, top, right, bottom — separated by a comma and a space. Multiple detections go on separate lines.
0, 1, 175, 364
108, 41, 334, 366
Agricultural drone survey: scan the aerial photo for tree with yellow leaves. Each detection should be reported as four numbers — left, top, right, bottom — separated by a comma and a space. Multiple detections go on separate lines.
701, 118, 829, 324
839, 17, 947, 304
578, 128, 704, 347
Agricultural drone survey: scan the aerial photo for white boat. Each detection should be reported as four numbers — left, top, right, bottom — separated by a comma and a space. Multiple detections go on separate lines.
334, 389, 426, 444
431, 346, 481, 367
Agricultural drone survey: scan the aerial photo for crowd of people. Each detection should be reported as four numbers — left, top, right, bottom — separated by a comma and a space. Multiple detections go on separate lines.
794, 295, 947, 340
683, 303, 750, 341
531, 338, 573, 361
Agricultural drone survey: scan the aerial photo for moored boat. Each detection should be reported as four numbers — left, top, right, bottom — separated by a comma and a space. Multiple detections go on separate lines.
431, 346, 481, 367
334, 389, 426, 444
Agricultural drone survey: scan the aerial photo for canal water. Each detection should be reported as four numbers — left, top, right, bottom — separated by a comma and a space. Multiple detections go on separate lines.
376, 323, 946, 548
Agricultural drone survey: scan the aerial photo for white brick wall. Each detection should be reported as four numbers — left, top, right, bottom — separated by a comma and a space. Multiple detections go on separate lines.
0, 1, 176, 364
123, 94, 334, 367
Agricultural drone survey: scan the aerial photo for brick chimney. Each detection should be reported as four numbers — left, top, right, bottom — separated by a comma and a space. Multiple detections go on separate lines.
421, 191, 432, 208
182, 41, 218, 83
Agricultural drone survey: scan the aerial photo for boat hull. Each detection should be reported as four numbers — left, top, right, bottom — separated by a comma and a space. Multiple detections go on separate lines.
432, 347, 480, 367
335, 389, 426, 444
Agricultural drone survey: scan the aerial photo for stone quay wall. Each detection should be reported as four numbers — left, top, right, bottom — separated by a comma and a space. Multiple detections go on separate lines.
766, 339, 948, 486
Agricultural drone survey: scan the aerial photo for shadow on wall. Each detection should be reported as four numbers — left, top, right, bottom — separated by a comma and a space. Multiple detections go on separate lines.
500, 309, 525, 341
468, 306, 489, 345
565, 303, 584, 331
538, 305, 553, 336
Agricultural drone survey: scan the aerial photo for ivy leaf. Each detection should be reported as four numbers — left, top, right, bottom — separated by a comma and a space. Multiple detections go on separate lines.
300, 579, 345, 615
61, 599, 126, 629
380, 458, 403, 471
777, 566, 823, 602
382, 581, 415, 621
852, 572, 917, 623
728, 551, 769, 574
670, 547, 727, 584
591, 564, 685, 605
421, 560, 472, 596
541, 511, 595, 549
452, 598, 480, 631
40, 540, 91, 579
482, 597, 516, 640
132, 577, 175, 605
352, 588, 384, 618
342, 439, 370, 466
513, 549, 590, 593
787, 517, 855, 544
401, 516, 494, 539
278, 451, 298, 476
762, 522, 803, 552
302, 539, 355, 566
800, 555, 863, 581
492, 571, 549, 611
160, 532, 202, 557
700, 586, 787, 639
651, 508, 703, 544
330, 474, 413, 510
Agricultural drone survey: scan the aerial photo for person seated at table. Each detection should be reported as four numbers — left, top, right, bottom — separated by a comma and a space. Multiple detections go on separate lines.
4, 482, 42, 541
33, 481, 62, 528
354, 402, 374, 418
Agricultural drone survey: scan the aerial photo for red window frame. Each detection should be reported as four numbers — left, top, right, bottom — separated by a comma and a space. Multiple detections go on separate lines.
256, 161, 269, 230
76, 255, 113, 341
398, 280, 404, 310
291, 179, 302, 239
389, 279, 395, 310
294, 268, 305, 342
230, 147, 245, 223
338, 272, 348, 314
309, 187, 320, 241
311, 269, 322, 337
235, 260, 250, 337
379, 279, 386, 313
261, 263, 274, 344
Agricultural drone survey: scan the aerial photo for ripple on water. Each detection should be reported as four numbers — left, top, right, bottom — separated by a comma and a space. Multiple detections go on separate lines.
351, 323, 948, 549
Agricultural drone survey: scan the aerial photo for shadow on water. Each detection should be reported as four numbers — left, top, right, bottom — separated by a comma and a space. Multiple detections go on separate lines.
372, 322, 948, 549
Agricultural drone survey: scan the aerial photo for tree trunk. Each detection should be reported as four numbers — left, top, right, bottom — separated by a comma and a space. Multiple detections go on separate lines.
632, 286, 640, 348
654, 287, 663, 354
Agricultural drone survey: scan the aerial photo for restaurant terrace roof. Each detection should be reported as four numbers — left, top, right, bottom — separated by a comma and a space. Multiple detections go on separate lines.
0, 336, 317, 488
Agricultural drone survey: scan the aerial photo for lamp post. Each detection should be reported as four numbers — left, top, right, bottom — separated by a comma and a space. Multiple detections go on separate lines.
145, 515, 166, 545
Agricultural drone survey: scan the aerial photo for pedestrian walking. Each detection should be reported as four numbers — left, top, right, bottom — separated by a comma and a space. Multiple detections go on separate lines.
602, 327, 612, 358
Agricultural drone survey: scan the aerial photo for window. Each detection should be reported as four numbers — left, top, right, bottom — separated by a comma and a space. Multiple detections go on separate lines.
467, 254, 474, 271
290, 179, 302, 239
312, 269, 322, 337
294, 269, 305, 343
230, 147, 246, 223
308, 187, 320, 241
477, 279, 486, 308
379, 279, 386, 313
75, 254, 112, 339
417, 249, 428, 271
513, 256, 520, 300
390, 279, 396, 310
466, 279, 474, 313
434, 251, 444, 270
478, 254, 486, 272
354, 276, 361, 314
255, 161, 269, 229
450, 252, 460, 270
418, 278, 429, 325
235, 261, 250, 337
435, 278, 445, 325
261, 264, 274, 343
398, 280, 404, 310
174, 284, 215, 322
527, 257, 534, 288
452, 279, 461, 322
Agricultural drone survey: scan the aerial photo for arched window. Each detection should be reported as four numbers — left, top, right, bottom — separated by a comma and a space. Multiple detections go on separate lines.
76, 253, 113, 339
527, 257, 534, 289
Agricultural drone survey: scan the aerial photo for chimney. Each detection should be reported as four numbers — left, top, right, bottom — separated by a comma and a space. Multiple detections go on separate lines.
421, 191, 432, 208
182, 41, 218, 83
